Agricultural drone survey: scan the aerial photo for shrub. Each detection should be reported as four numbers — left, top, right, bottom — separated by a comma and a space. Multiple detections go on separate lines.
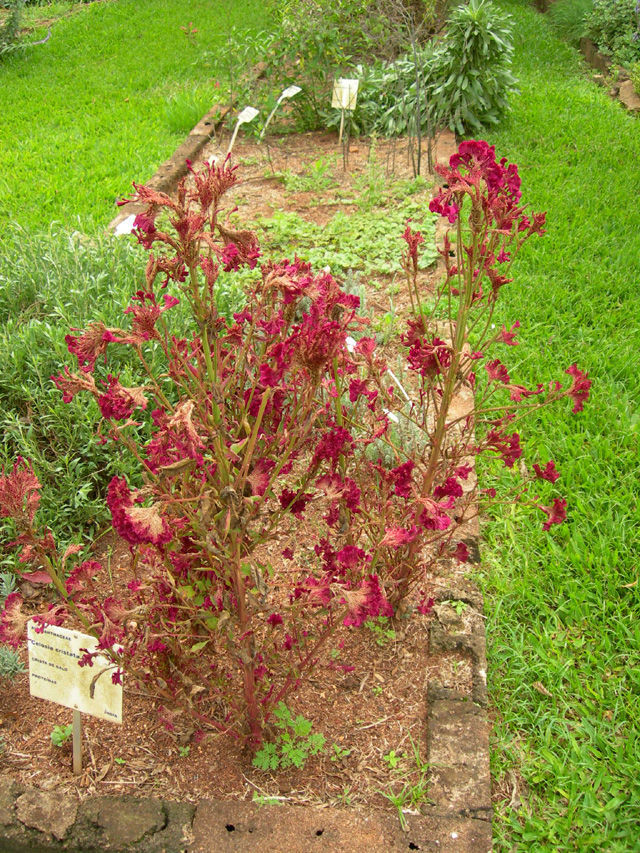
0, 146, 590, 748
586, 0, 640, 65
424, 0, 518, 135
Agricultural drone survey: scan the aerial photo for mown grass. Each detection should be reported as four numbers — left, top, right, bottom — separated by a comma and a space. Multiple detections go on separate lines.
477, 1, 640, 848
0, 0, 273, 231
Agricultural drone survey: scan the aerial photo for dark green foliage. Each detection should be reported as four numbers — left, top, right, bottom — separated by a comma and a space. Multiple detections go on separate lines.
586, 0, 640, 65
425, 0, 518, 135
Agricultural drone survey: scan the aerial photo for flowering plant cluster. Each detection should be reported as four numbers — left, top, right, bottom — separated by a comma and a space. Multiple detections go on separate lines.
0, 142, 590, 746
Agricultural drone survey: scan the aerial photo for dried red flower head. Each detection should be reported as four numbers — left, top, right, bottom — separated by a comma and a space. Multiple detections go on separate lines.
0, 458, 41, 524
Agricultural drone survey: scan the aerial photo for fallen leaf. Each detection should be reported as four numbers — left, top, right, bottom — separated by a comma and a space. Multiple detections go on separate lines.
532, 681, 553, 697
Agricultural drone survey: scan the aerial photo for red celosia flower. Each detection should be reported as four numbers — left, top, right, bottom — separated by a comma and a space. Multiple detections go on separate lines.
391, 461, 415, 499
106, 477, 172, 546
486, 359, 510, 384
485, 429, 522, 468
380, 525, 420, 548
499, 321, 520, 346
279, 488, 313, 518
565, 364, 591, 413
538, 497, 567, 531
0, 593, 27, 647
342, 575, 393, 628
533, 461, 560, 483
0, 458, 41, 524
267, 613, 283, 627
434, 477, 463, 500
98, 374, 147, 420
65, 560, 102, 594
402, 223, 424, 268
312, 427, 354, 471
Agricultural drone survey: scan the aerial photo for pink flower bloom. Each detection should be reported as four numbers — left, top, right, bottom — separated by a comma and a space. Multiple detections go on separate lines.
486, 429, 522, 469
565, 364, 591, 413
279, 488, 312, 517
434, 477, 463, 500
342, 575, 393, 627
538, 497, 567, 531
65, 560, 102, 594
499, 321, 520, 346
98, 374, 147, 421
312, 427, 353, 470
267, 613, 283, 627
380, 525, 420, 548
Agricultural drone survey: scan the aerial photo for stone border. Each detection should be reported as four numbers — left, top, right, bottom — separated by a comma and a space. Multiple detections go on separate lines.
579, 38, 640, 112
1, 118, 492, 852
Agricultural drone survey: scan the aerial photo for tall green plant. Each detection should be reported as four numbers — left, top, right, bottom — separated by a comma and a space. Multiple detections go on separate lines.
425, 0, 518, 135
0, 0, 24, 58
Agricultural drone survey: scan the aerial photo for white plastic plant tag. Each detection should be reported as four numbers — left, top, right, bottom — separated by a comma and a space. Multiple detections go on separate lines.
279, 85, 301, 102
27, 620, 123, 724
331, 79, 359, 111
228, 107, 260, 154
114, 214, 136, 236
236, 106, 260, 125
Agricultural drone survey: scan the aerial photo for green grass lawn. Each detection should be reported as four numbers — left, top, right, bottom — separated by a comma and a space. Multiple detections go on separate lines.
0, 0, 273, 231
478, 1, 640, 848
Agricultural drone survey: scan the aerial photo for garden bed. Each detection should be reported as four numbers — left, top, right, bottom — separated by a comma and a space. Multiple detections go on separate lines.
1, 128, 493, 851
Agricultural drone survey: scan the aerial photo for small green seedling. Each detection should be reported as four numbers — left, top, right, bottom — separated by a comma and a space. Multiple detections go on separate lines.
383, 749, 405, 770
114, 757, 126, 765
443, 600, 468, 616
178, 745, 191, 757
253, 702, 325, 771
330, 743, 352, 762
51, 724, 73, 748
364, 615, 396, 647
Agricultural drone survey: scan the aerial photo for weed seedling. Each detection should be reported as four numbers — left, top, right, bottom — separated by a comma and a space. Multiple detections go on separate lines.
51, 724, 73, 748
364, 615, 396, 647
253, 703, 325, 771
330, 743, 352, 762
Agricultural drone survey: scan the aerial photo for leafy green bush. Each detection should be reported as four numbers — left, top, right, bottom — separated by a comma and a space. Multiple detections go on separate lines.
629, 60, 640, 92
425, 0, 518, 135
549, 0, 595, 44
586, 0, 640, 65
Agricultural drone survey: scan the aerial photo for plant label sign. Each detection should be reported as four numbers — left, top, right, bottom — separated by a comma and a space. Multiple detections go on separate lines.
331, 78, 359, 111
27, 620, 122, 724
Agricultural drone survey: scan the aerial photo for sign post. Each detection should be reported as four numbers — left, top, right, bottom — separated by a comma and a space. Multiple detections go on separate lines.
227, 106, 260, 156
27, 621, 123, 775
331, 79, 359, 145
260, 85, 301, 141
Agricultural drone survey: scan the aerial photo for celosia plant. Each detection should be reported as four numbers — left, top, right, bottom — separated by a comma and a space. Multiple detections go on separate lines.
0, 142, 590, 747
